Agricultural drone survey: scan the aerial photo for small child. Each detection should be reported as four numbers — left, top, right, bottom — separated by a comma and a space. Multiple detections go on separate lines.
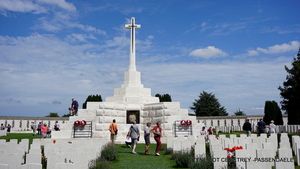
68, 107, 74, 116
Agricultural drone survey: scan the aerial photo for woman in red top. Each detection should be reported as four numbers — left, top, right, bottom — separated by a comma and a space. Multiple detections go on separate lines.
41, 123, 48, 139
152, 121, 162, 156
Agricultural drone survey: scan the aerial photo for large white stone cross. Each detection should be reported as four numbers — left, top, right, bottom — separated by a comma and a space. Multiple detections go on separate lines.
125, 17, 141, 71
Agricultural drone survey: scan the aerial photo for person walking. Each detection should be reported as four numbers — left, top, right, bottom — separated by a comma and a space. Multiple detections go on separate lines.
242, 119, 252, 137
144, 122, 152, 154
152, 121, 162, 156
257, 118, 266, 136
128, 120, 140, 154
31, 122, 37, 136
71, 98, 79, 116
109, 119, 118, 144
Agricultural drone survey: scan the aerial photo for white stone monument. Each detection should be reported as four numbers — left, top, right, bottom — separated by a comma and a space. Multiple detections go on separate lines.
52, 17, 200, 142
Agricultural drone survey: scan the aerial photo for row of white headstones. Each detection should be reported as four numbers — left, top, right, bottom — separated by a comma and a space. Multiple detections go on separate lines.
0, 138, 109, 169
0, 133, 300, 169
167, 133, 298, 169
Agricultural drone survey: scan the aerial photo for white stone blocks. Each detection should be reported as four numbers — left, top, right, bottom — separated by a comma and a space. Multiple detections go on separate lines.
156, 109, 163, 116
152, 104, 166, 110
96, 109, 104, 116
0, 130, 6, 136
163, 109, 171, 116
26, 153, 41, 164
21, 163, 42, 169
95, 123, 104, 131
0, 164, 9, 169
99, 103, 115, 110
275, 161, 294, 169
167, 136, 173, 149
163, 123, 172, 130
212, 150, 227, 169
149, 110, 155, 117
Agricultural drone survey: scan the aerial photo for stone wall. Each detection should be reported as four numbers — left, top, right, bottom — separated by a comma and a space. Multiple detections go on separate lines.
196, 114, 288, 127
0, 116, 69, 131
0, 114, 290, 133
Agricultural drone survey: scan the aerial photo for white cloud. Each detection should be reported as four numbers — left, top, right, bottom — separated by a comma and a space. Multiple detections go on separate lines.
0, 0, 47, 14
65, 34, 97, 43
256, 41, 300, 54
189, 46, 228, 59
36, 0, 76, 12
0, 32, 292, 116
247, 50, 259, 56
247, 41, 300, 56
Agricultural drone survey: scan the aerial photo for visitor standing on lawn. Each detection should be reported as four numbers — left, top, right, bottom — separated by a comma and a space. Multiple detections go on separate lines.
257, 118, 266, 136
37, 122, 42, 135
31, 122, 37, 136
144, 122, 152, 154
109, 119, 118, 144
242, 119, 252, 137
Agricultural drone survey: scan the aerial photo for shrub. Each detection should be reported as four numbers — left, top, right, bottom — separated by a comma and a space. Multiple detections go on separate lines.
164, 148, 173, 155
89, 159, 111, 169
189, 161, 213, 169
173, 151, 194, 168
88, 143, 118, 169
100, 143, 118, 161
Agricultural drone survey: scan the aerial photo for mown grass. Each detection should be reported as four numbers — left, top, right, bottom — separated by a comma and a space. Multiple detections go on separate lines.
110, 143, 186, 169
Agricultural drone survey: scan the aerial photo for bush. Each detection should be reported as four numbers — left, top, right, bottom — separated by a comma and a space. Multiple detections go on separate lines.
100, 143, 118, 161
88, 143, 118, 169
189, 161, 213, 169
89, 159, 111, 169
172, 151, 194, 168
164, 148, 173, 155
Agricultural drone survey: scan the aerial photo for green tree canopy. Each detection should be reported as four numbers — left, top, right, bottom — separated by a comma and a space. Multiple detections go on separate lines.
155, 94, 172, 102
61, 114, 71, 117
82, 94, 103, 109
45, 112, 60, 117
278, 47, 300, 125
190, 91, 228, 116
233, 109, 246, 116
263, 101, 283, 125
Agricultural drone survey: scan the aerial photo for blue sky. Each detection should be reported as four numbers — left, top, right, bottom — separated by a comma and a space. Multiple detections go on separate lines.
0, 0, 299, 117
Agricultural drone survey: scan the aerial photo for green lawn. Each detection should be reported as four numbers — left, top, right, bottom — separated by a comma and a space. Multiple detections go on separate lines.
110, 143, 185, 169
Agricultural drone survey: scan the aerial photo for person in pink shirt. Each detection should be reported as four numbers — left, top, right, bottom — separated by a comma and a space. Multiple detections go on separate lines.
152, 121, 162, 156
41, 123, 48, 139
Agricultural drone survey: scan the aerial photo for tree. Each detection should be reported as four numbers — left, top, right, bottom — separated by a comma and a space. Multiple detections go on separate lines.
45, 113, 60, 117
190, 91, 228, 116
61, 114, 71, 117
233, 109, 246, 116
263, 101, 284, 125
155, 94, 172, 102
82, 94, 103, 109
278, 47, 300, 125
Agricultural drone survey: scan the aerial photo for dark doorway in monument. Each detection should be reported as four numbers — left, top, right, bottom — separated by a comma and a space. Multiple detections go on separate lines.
127, 111, 140, 124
